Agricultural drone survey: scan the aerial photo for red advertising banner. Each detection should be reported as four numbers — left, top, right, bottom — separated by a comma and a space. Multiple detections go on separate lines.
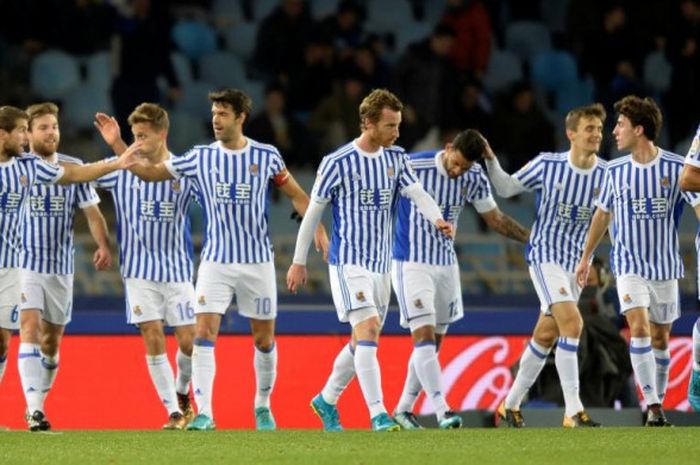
0, 335, 693, 429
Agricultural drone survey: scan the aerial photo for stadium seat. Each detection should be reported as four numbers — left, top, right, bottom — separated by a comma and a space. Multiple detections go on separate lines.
176, 80, 219, 121
62, 84, 113, 131
643, 50, 672, 94
223, 22, 258, 60
366, 0, 414, 34
171, 20, 218, 61
211, 0, 245, 25
85, 51, 112, 91
30, 50, 81, 100
531, 50, 578, 94
252, 0, 279, 22
505, 21, 551, 62
310, 0, 343, 20
171, 51, 194, 86
237, 78, 265, 115
394, 20, 434, 58
554, 77, 594, 115
483, 49, 523, 94
168, 108, 209, 155
200, 52, 247, 89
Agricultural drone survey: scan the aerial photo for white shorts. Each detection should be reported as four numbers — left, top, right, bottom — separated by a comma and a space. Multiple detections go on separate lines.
124, 278, 196, 327
19, 269, 73, 326
0, 267, 21, 330
194, 261, 277, 320
616, 274, 680, 324
529, 262, 581, 315
392, 261, 463, 331
329, 264, 391, 326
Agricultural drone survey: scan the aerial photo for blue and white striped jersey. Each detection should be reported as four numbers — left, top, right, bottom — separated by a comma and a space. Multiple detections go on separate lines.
393, 150, 495, 265
164, 139, 286, 264
684, 124, 700, 168
312, 140, 420, 273
95, 155, 196, 282
22, 153, 99, 275
597, 150, 700, 280
514, 151, 607, 273
0, 154, 64, 268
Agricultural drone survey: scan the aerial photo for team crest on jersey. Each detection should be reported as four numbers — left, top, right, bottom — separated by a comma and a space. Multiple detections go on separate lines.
623, 294, 632, 304
198, 295, 206, 305
21, 293, 26, 303
414, 299, 423, 309
171, 180, 181, 192
559, 287, 568, 296
133, 305, 142, 316
356, 291, 366, 302
20, 175, 28, 186
249, 164, 259, 176
660, 177, 670, 189
387, 166, 395, 178
593, 188, 600, 198
691, 137, 700, 156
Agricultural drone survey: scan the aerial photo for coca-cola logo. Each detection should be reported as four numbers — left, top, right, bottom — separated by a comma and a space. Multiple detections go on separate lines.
415, 336, 695, 413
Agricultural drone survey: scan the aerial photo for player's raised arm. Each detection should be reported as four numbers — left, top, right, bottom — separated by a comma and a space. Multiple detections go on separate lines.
276, 169, 330, 261
94, 112, 128, 155
57, 141, 142, 184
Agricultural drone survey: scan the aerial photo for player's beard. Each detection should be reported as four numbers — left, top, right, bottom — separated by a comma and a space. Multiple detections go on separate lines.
31, 138, 58, 157
1, 141, 24, 158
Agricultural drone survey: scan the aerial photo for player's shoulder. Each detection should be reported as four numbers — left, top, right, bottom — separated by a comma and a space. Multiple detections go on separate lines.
595, 157, 609, 169
56, 153, 84, 165
407, 150, 438, 169
247, 137, 281, 155
539, 151, 567, 162
384, 144, 406, 156
321, 141, 358, 165
606, 154, 631, 169
18, 152, 41, 164
659, 149, 684, 164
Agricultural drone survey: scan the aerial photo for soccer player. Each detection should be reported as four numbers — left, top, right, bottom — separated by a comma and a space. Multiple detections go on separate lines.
287, 89, 454, 432
485, 103, 607, 428
93, 103, 198, 430
121, 89, 329, 431
0, 105, 137, 431
576, 96, 700, 426
673, 124, 700, 412
391, 129, 530, 430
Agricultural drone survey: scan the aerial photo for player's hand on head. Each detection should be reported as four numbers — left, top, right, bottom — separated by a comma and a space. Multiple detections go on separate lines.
94, 113, 121, 147
286, 264, 307, 293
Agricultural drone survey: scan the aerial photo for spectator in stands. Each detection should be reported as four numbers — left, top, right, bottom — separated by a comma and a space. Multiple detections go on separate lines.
320, 0, 365, 61
441, 77, 493, 138
252, 0, 316, 82
491, 81, 555, 171
440, 0, 492, 78
110, 0, 181, 131
350, 42, 391, 90
308, 69, 365, 157
286, 33, 336, 117
247, 82, 315, 167
55, 0, 115, 56
393, 23, 460, 149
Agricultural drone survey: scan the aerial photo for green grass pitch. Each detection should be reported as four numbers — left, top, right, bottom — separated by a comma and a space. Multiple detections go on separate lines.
1, 429, 698, 465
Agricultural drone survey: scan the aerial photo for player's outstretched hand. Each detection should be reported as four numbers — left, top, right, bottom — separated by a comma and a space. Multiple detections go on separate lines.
94, 113, 121, 147
93, 246, 112, 271
435, 219, 455, 239
116, 141, 143, 170
287, 263, 307, 294
575, 260, 590, 288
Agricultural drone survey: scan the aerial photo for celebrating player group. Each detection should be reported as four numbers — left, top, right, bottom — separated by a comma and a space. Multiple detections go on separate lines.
1, 88, 700, 432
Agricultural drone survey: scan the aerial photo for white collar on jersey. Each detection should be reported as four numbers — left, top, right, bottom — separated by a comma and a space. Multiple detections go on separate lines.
434, 150, 448, 176
567, 150, 599, 175
217, 138, 249, 154
630, 147, 662, 169
0, 156, 16, 167
352, 139, 382, 158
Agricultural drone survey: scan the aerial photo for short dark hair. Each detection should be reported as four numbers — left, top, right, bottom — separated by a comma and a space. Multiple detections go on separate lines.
565, 103, 606, 131
613, 95, 663, 141
0, 105, 28, 132
208, 89, 253, 117
452, 129, 486, 161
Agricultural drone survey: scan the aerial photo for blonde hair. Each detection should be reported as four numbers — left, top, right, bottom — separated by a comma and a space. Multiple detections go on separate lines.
25, 102, 58, 130
565, 103, 606, 131
359, 89, 403, 130
127, 103, 170, 131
